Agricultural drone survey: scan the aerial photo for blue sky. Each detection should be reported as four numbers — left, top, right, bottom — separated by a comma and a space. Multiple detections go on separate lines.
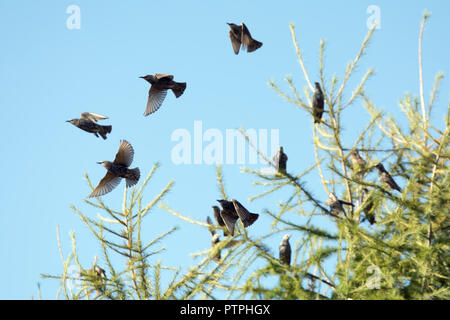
0, 0, 449, 299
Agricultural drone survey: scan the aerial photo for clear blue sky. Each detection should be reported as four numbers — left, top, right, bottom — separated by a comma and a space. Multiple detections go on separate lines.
0, 0, 448, 299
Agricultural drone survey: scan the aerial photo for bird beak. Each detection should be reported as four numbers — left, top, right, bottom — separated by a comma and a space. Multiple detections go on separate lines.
139, 76, 144, 78
97, 162, 102, 165
65, 120, 70, 122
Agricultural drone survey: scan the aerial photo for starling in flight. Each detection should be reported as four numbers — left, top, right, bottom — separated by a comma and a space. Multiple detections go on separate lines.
279, 234, 292, 266
375, 163, 401, 192
140, 74, 186, 116
88, 140, 140, 198
273, 146, 288, 174
66, 112, 112, 140
216, 200, 239, 236
227, 23, 263, 55
325, 193, 354, 217
312, 82, 325, 124
349, 150, 367, 172
231, 199, 259, 228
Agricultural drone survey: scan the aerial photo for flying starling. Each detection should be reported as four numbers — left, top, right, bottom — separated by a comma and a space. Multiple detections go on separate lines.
206, 216, 221, 262
140, 74, 186, 116
349, 150, 367, 172
361, 188, 375, 225
66, 112, 112, 139
325, 193, 354, 217
312, 82, 325, 124
227, 22, 263, 55
375, 163, 401, 192
231, 199, 259, 228
212, 205, 229, 236
279, 234, 292, 266
217, 200, 239, 236
273, 146, 288, 174
88, 140, 140, 198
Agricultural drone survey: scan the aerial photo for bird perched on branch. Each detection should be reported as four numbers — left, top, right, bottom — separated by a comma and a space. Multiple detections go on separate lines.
312, 82, 325, 124
349, 150, 367, 173
375, 163, 402, 192
273, 146, 288, 174
66, 112, 112, 139
227, 22, 262, 54
140, 74, 186, 116
88, 140, 140, 198
325, 193, 354, 217
279, 234, 292, 266
361, 188, 376, 225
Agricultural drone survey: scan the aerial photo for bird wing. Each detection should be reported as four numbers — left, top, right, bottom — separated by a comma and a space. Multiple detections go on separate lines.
80, 112, 108, 123
220, 209, 238, 236
88, 172, 122, 198
114, 140, 134, 167
232, 199, 259, 227
155, 73, 173, 80
229, 29, 241, 54
144, 86, 168, 116
240, 23, 262, 52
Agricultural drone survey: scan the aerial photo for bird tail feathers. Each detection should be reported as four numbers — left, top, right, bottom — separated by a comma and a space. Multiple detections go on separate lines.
171, 82, 186, 98
126, 167, 140, 188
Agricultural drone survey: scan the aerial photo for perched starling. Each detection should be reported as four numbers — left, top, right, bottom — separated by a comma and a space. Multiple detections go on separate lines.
217, 200, 239, 236
231, 199, 259, 228
349, 150, 367, 172
206, 216, 221, 262
325, 193, 354, 217
88, 140, 140, 198
312, 82, 325, 124
227, 23, 262, 54
375, 163, 401, 192
279, 234, 292, 266
273, 146, 288, 174
361, 188, 375, 225
93, 265, 106, 279
66, 112, 112, 139
140, 74, 186, 116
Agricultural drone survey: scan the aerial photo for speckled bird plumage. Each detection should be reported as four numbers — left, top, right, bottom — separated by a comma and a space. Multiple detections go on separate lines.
88, 140, 140, 198
66, 112, 112, 139
140, 74, 186, 116
312, 82, 325, 124
279, 234, 291, 266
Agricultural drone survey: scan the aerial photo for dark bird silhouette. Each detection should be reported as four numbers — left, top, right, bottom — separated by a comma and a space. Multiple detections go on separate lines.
231, 199, 259, 228
375, 163, 402, 192
88, 140, 140, 198
325, 193, 354, 217
349, 150, 367, 172
140, 74, 186, 116
279, 234, 292, 266
93, 265, 106, 279
212, 205, 230, 236
227, 23, 262, 54
312, 82, 325, 124
361, 188, 376, 225
66, 112, 112, 139
273, 146, 288, 174
206, 216, 221, 262
217, 200, 239, 236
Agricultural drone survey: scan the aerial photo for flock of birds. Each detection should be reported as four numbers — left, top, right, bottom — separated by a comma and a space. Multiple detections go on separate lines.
66, 22, 403, 267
